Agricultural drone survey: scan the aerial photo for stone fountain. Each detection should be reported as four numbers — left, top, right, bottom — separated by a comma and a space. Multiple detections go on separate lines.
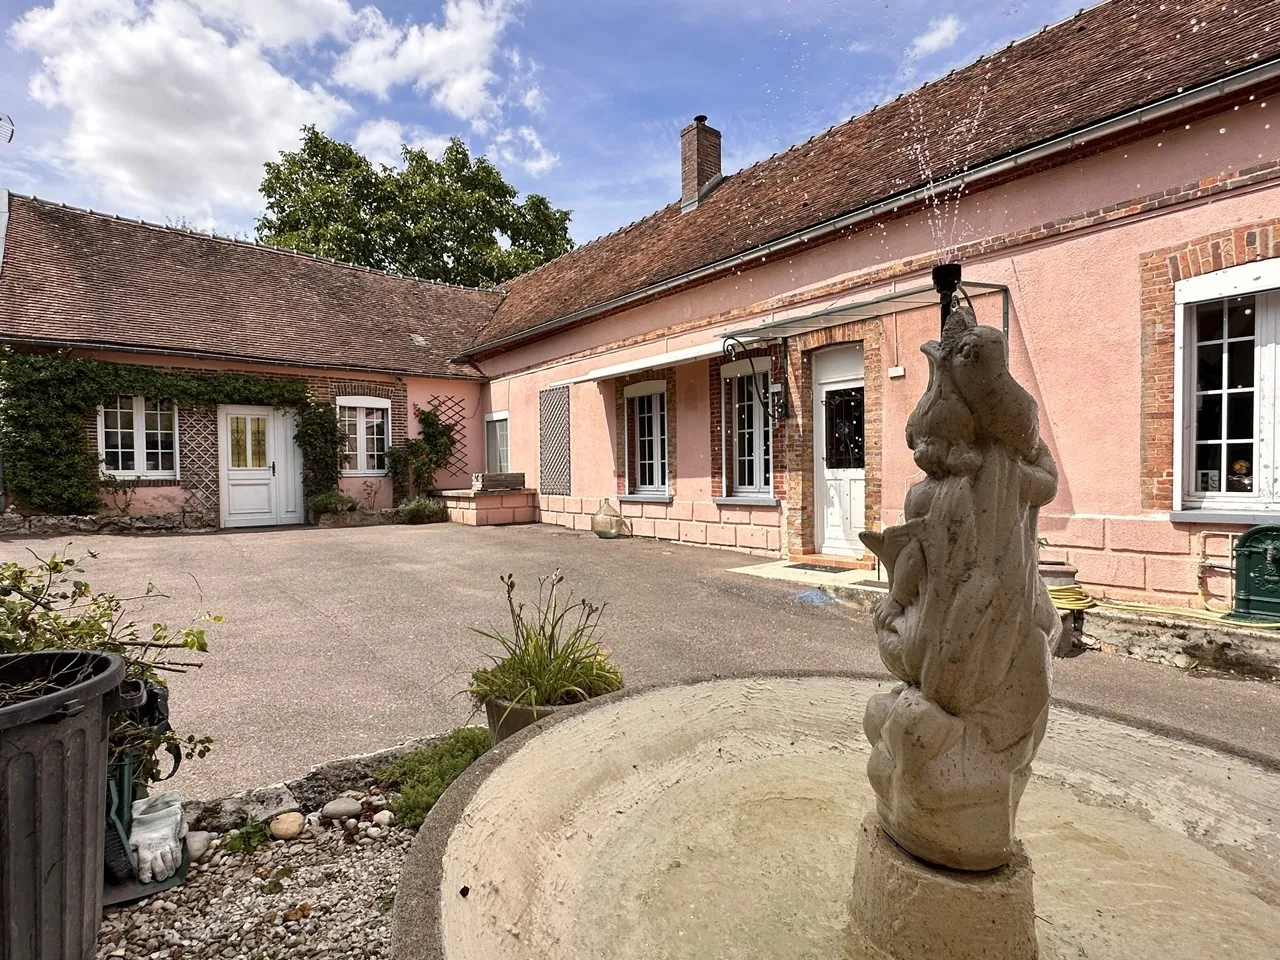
390, 267, 1280, 960
851, 264, 1057, 959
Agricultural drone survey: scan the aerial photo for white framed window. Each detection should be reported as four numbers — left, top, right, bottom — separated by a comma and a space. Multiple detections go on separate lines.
97, 396, 178, 479
623, 380, 668, 495
335, 396, 391, 476
1175, 260, 1280, 512
486, 411, 510, 473
722, 359, 772, 496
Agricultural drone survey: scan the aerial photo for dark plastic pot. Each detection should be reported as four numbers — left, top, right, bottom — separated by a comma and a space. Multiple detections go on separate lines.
484, 698, 562, 743
0, 652, 142, 960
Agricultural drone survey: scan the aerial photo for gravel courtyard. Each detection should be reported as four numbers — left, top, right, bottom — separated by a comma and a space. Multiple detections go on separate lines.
5, 522, 1280, 800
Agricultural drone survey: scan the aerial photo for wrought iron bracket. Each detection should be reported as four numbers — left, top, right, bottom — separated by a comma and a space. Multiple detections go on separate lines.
722, 335, 789, 421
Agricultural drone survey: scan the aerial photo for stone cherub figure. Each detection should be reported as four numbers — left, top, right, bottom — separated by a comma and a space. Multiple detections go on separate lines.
859, 297, 1059, 872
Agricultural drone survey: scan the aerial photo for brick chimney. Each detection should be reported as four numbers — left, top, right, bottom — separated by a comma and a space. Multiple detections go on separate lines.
680, 115, 722, 211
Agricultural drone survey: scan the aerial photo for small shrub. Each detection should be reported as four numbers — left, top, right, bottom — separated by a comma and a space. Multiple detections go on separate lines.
396, 496, 447, 525
468, 572, 622, 709
379, 726, 492, 828
223, 815, 271, 855
0, 551, 216, 786
307, 490, 357, 519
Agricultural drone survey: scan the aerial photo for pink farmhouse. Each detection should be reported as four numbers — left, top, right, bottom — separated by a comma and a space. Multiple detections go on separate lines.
3, 0, 1280, 608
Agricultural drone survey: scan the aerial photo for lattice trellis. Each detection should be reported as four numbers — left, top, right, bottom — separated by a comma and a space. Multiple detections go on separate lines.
539, 386, 571, 496
179, 408, 220, 524
422, 395, 469, 473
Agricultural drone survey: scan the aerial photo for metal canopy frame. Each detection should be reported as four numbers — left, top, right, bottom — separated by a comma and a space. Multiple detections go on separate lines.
726, 280, 1010, 340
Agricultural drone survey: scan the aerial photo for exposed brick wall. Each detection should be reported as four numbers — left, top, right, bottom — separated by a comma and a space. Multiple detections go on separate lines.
323, 378, 409, 445
709, 346, 787, 500
784, 320, 883, 559
614, 368, 678, 496
64, 359, 414, 526
1139, 222, 1280, 510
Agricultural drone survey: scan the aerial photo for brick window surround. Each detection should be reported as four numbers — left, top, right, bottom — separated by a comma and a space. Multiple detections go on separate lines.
784, 320, 883, 556
1140, 223, 1280, 510
614, 368, 678, 496
709, 347, 787, 500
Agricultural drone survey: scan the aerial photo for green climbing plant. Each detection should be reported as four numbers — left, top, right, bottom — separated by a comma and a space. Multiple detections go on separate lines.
0, 352, 328, 515
295, 403, 352, 512
386, 404, 457, 502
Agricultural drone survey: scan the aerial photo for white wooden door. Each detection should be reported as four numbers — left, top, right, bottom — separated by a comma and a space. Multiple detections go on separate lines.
813, 346, 866, 556
218, 406, 304, 528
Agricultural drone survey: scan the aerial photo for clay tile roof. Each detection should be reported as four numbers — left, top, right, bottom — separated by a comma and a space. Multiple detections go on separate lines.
0, 195, 503, 378
476, 0, 1280, 352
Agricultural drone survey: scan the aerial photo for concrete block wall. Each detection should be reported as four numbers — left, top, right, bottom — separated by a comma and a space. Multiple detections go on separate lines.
443, 490, 538, 526
1039, 514, 1244, 606
537, 496, 783, 556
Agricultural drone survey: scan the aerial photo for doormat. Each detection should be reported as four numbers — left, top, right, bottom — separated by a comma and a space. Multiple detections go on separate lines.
787, 562, 853, 574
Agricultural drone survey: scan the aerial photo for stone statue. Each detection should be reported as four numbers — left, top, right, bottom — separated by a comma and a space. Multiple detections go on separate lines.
859, 298, 1059, 872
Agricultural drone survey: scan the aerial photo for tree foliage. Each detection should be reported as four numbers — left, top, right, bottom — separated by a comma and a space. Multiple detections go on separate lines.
256, 126, 574, 288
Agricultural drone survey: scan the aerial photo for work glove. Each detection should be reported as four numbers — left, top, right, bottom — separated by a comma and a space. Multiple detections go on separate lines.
129, 791, 187, 883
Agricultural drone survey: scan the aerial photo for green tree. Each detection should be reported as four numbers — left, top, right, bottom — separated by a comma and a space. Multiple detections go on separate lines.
256, 126, 574, 287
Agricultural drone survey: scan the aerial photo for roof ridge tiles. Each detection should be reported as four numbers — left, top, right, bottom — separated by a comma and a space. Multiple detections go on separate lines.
8, 192, 502, 297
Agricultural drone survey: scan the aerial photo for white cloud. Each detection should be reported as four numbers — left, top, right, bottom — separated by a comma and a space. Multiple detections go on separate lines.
7, 0, 554, 224
333, 0, 516, 126
488, 125, 556, 176
520, 84, 543, 112
10, 0, 349, 219
847, 40, 873, 53
190, 0, 357, 47
354, 118, 451, 167
909, 15, 964, 58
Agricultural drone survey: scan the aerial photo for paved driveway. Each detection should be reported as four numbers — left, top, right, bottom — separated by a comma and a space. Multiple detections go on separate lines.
5, 523, 1279, 797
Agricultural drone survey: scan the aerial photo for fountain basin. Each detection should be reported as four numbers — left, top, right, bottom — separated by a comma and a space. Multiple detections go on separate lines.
393, 675, 1280, 960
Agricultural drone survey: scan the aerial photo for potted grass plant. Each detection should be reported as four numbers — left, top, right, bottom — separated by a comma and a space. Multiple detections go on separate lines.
469, 571, 623, 743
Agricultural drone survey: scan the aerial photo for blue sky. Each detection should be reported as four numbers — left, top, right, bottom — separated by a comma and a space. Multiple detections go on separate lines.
0, 0, 1081, 245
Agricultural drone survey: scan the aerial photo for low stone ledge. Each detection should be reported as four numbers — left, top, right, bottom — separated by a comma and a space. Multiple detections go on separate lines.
826, 579, 1280, 680
1081, 606, 1280, 680
0, 511, 215, 537
183, 734, 452, 831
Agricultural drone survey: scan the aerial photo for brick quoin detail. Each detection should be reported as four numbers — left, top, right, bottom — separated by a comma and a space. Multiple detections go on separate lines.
785, 320, 883, 557
614, 368, 678, 496
1139, 221, 1280, 510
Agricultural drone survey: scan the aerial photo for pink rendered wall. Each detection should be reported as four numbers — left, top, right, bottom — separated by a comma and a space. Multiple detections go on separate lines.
117, 486, 186, 515
338, 475, 393, 510
675, 361, 713, 501
481, 102, 1279, 519
405, 377, 485, 490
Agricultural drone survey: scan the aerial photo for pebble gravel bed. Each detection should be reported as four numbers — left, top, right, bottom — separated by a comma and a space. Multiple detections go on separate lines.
97, 790, 411, 960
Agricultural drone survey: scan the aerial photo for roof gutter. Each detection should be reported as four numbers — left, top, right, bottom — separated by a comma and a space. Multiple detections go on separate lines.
461, 54, 1280, 362
0, 336, 488, 381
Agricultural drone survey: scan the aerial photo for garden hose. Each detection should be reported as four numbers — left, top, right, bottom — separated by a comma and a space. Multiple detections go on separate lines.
1048, 581, 1280, 628
1047, 583, 1095, 611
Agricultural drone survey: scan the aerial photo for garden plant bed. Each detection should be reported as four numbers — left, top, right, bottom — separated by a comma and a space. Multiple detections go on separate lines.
101, 731, 487, 960
99, 785, 411, 960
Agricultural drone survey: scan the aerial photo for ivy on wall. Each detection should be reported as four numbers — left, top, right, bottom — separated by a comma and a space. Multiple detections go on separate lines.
0, 352, 333, 516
